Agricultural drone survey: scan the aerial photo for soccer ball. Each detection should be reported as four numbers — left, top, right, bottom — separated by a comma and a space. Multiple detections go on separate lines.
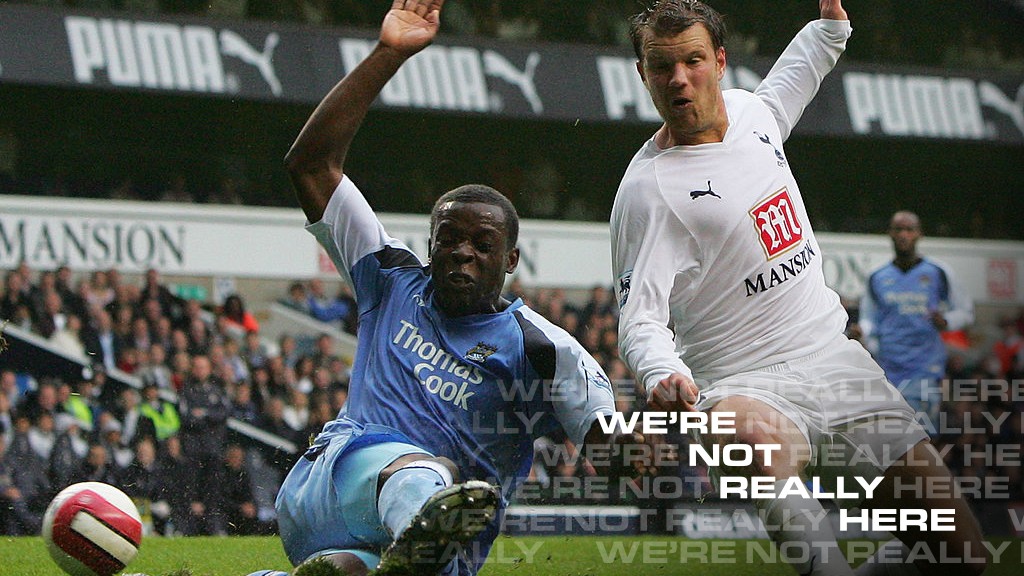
42, 482, 143, 576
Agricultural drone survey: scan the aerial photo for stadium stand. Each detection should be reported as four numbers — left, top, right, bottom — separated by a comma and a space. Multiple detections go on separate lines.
1, 0, 1023, 541
2, 260, 1023, 535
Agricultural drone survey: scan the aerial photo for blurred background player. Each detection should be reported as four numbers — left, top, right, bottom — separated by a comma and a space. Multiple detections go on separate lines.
252, 1, 648, 575
852, 211, 974, 433
611, 1, 986, 575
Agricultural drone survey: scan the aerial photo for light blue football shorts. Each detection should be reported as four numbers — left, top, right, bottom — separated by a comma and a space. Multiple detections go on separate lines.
276, 433, 431, 569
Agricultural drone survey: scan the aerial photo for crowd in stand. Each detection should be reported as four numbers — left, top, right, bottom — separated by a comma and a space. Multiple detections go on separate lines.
2, 262, 1023, 536
0, 263, 350, 535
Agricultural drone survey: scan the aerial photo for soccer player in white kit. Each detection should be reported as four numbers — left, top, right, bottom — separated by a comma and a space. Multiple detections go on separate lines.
611, 1, 987, 574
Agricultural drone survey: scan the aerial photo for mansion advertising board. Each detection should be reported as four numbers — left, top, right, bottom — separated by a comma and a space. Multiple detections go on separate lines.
0, 4, 1021, 144
2, 195, 1022, 306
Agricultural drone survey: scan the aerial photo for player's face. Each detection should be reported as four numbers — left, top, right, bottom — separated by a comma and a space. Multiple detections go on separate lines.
429, 201, 519, 317
889, 214, 921, 257
637, 24, 727, 146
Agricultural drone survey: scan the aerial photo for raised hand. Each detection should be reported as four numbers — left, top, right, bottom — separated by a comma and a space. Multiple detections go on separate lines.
380, 0, 445, 58
819, 0, 848, 20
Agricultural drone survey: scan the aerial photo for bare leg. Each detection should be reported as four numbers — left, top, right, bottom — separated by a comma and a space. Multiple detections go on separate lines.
861, 440, 987, 576
709, 396, 853, 576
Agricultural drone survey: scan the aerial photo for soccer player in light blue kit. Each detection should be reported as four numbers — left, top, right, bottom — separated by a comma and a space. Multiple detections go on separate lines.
856, 211, 974, 431
250, 2, 646, 575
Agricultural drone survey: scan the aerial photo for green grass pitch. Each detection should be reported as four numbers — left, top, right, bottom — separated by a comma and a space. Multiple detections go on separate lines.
4, 536, 1021, 575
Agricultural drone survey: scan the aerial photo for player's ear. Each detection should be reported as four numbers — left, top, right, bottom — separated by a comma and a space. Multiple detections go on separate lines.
635, 59, 646, 83
505, 247, 520, 275
716, 46, 727, 80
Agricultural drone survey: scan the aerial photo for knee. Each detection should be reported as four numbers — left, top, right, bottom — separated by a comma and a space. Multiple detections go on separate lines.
430, 456, 460, 482
378, 454, 461, 487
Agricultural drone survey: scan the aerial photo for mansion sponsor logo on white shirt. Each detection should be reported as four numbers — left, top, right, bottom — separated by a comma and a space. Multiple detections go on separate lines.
749, 188, 803, 260
744, 190, 815, 298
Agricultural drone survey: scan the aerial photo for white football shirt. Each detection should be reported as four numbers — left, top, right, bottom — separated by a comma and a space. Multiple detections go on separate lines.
612, 20, 852, 391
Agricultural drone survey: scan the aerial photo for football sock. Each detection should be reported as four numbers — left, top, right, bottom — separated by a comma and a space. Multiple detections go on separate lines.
758, 479, 854, 576
377, 459, 454, 540
853, 540, 923, 576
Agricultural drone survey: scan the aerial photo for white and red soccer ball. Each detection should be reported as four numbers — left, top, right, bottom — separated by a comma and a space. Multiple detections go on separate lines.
42, 482, 143, 576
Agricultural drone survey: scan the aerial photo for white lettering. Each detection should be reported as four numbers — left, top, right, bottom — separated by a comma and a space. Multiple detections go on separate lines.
596, 56, 660, 121
841, 508, 956, 532
340, 40, 492, 113
65, 16, 227, 93
844, 72, 986, 140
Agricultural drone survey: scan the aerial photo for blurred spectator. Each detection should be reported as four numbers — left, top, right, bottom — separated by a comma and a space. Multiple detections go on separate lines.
49, 413, 90, 490
178, 355, 230, 484
49, 313, 87, 359
155, 435, 203, 536
84, 270, 116, 311
992, 315, 1022, 377
242, 330, 270, 371
138, 344, 174, 391
33, 289, 67, 339
230, 381, 260, 425
9, 302, 34, 332
140, 268, 180, 320
255, 396, 299, 473
1, 271, 31, 322
282, 387, 309, 432
214, 444, 259, 535
169, 328, 191, 360
277, 333, 301, 370
138, 383, 180, 443
97, 417, 133, 469
219, 294, 259, 338
186, 316, 213, 356
0, 393, 12, 449
26, 412, 57, 463
222, 337, 251, 383
82, 308, 123, 373
114, 387, 144, 447
152, 316, 174, 354
116, 346, 142, 374
72, 443, 119, 486
309, 332, 340, 371
1, 435, 44, 535
293, 355, 315, 395
29, 271, 58, 318
129, 317, 152, 353
118, 437, 163, 532
305, 279, 357, 333
22, 380, 59, 423
278, 281, 310, 314
61, 379, 99, 433
301, 393, 334, 444
169, 350, 192, 392
54, 266, 85, 318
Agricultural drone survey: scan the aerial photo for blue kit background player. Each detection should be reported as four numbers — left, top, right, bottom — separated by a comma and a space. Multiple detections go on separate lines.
254, 1, 650, 575
856, 211, 974, 429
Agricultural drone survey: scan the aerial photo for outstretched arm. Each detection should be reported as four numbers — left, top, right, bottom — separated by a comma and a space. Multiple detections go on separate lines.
284, 0, 444, 223
754, 0, 850, 141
